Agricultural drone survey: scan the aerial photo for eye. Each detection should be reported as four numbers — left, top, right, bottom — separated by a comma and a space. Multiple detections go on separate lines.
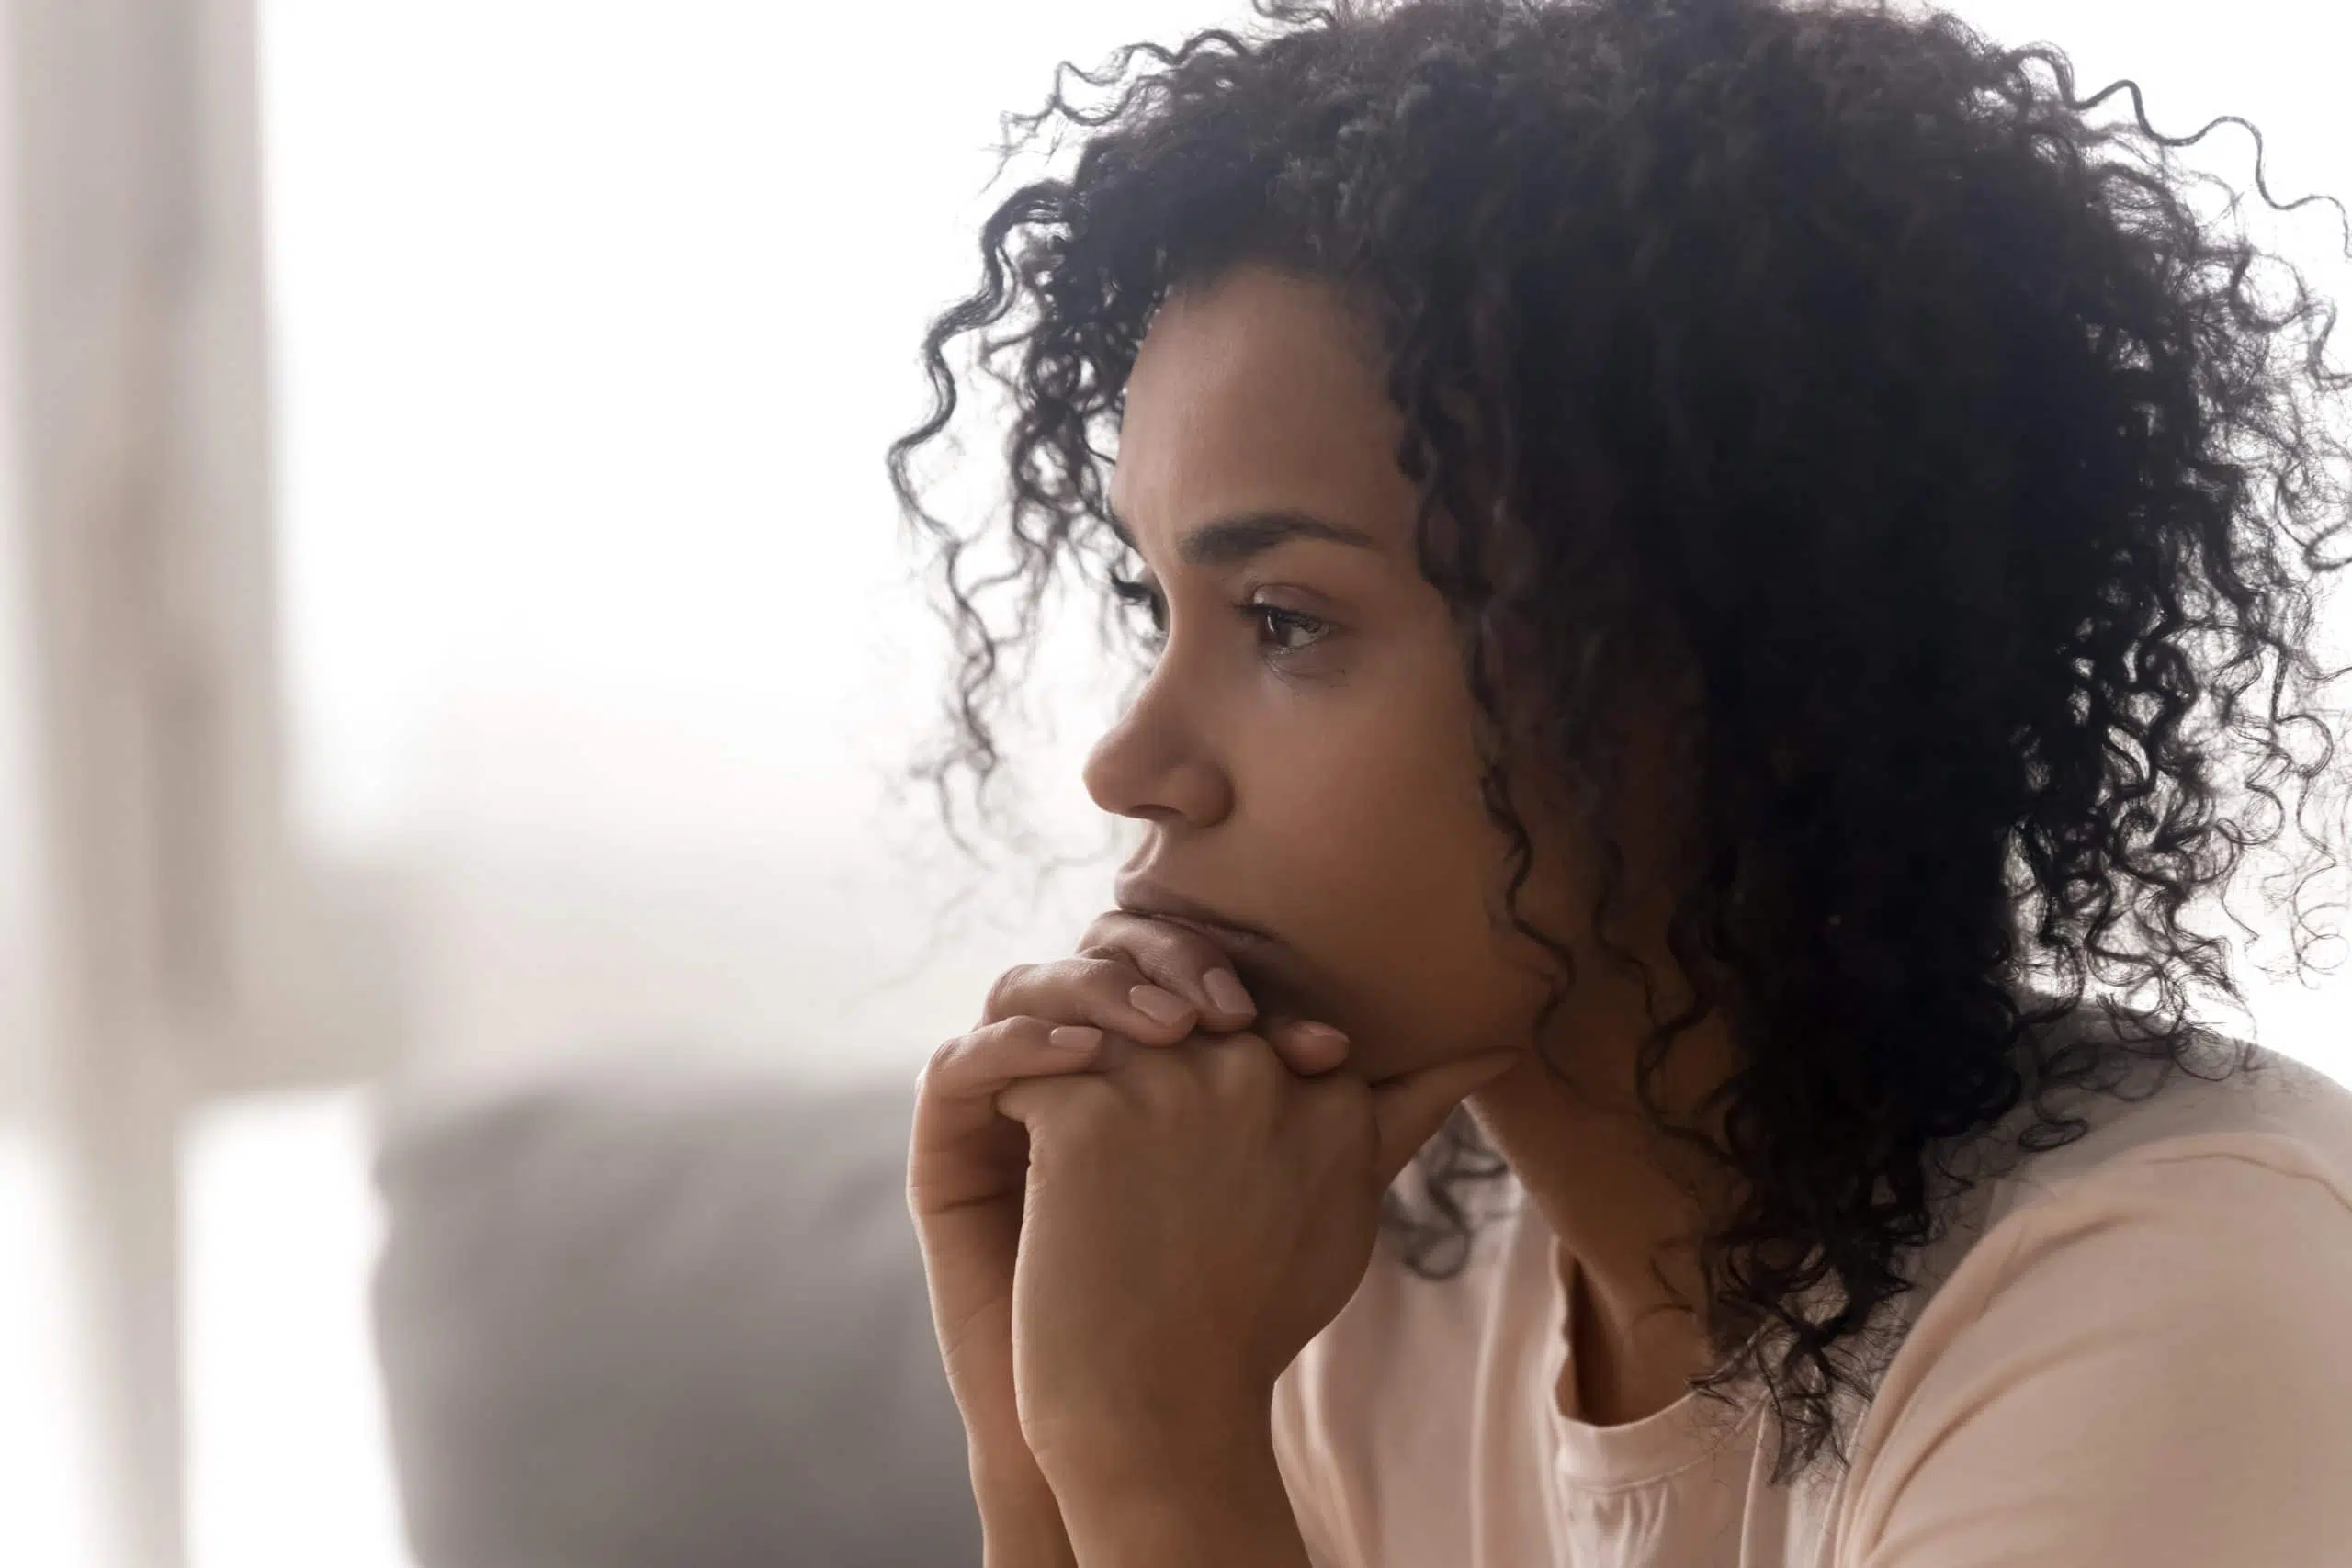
1243, 600, 1332, 658
1109, 577, 1337, 667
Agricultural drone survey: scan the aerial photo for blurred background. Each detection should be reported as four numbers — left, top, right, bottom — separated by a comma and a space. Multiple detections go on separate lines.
0, 2, 2344, 1565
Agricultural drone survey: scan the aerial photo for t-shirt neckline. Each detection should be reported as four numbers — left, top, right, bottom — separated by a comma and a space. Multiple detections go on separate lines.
1538, 1222, 1762, 1491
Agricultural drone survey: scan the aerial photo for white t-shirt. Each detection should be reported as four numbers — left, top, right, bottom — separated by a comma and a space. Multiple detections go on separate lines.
1269, 1020, 2352, 1567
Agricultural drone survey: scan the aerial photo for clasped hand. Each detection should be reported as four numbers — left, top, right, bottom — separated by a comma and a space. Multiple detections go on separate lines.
996, 1017, 1513, 1485
909, 908, 1515, 1538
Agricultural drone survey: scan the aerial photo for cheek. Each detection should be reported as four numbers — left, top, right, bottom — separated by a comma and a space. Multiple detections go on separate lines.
1260, 698, 1555, 1073
1339, 925, 1553, 1079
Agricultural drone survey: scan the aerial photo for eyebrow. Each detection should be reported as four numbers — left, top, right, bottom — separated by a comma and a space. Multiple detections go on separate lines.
1105, 506, 1380, 570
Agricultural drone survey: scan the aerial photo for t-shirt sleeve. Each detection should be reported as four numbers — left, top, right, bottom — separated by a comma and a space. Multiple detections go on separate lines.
1841, 1134, 2352, 1568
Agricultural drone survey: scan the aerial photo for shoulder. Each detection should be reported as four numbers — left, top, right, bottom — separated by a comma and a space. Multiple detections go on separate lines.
1838, 1036, 2352, 1567
1973, 1010, 2352, 1196
1894, 1009, 2352, 1304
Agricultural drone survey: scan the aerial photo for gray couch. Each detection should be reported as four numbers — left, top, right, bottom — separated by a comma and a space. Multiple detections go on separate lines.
371, 1052, 981, 1568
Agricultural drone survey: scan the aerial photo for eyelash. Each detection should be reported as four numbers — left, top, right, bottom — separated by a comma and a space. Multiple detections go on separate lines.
1111, 579, 1333, 660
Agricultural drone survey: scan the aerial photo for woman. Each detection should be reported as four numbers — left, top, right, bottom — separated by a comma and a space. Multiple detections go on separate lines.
895, 1, 2352, 1563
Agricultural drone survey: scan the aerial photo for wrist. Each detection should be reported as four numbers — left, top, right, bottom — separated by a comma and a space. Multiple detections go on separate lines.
1049, 1426, 1307, 1568
1024, 1370, 1274, 1491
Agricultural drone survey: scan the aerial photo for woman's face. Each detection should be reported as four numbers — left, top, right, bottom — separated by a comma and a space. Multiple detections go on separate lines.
1086, 261, 1650, 1084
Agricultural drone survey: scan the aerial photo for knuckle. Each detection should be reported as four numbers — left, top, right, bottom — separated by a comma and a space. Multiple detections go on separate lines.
1057, 1078, 1122, 1136
1163, 926, 1227, 973
921, 1032, 968, 1085
1086, 908, 1216, 976
996, 955, 1142, 1025
1078, 907, 1159, 956
1211, 1032, 1277, 1085
925, 1017, 1048, 1089
1121, 1049, 1184, 1105
1072, 953, 1141, 996
1307, 1073, 1364, 1118
979, 964, 1035, 1022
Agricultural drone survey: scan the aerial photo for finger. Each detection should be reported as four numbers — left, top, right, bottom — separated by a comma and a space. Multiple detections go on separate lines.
909, 1017, 1113, 1213
1074, 909, 1258, 1028
1262, 1017, 1350, 1077
1368, 1050, 1521, 1184
993, 1067, 1101, 1129
1181, 1029, 1292, 1112
981, 954, 1200, 1045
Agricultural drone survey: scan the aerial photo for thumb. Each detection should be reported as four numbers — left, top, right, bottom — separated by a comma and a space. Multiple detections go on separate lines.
1262, 1014, 1351, 1077
1369, 1049, 1521, 1184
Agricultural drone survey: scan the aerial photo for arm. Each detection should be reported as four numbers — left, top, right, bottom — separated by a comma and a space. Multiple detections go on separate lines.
1045, 1419, 1314, 1568
973, 1454, 1080, 1568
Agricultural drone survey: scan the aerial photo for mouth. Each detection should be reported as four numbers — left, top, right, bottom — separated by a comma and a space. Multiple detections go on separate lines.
1112, 877, 1291, 999
1112, 876, 1278, 948
1134, 909, 1280, 961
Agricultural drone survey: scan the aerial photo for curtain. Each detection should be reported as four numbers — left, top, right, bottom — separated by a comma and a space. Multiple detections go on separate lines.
0, 2, 377, 1562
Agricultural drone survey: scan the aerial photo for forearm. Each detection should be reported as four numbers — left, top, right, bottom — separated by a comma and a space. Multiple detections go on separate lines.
1047, 1427, 1313, 1568
973, 1453, 1080, 1568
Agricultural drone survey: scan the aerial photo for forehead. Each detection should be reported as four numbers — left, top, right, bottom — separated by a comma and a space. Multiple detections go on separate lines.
1109, 264, 1412, 560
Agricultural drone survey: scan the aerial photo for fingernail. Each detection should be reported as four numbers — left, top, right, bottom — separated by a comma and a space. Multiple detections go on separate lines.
1203, 968, 1253, 1017
1047, 1025, 1103, 1052
1128, 985, 1191, 1026
1291, 1022, 1349, 1052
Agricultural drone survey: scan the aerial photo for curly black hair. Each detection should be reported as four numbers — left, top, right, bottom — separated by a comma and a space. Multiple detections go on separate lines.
887, 0, 2352, 1482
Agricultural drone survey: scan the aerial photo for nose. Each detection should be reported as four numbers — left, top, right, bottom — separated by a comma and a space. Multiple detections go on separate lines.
1081, 668, 1232, 829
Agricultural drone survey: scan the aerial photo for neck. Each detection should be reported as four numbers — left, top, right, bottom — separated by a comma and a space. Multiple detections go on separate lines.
1464, 998, 1741, 1427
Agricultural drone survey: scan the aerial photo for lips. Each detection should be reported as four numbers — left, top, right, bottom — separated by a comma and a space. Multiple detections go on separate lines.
1112, 875, 1275, 947
1136, 909, 1277, 959
1112, 876, 1288, 992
